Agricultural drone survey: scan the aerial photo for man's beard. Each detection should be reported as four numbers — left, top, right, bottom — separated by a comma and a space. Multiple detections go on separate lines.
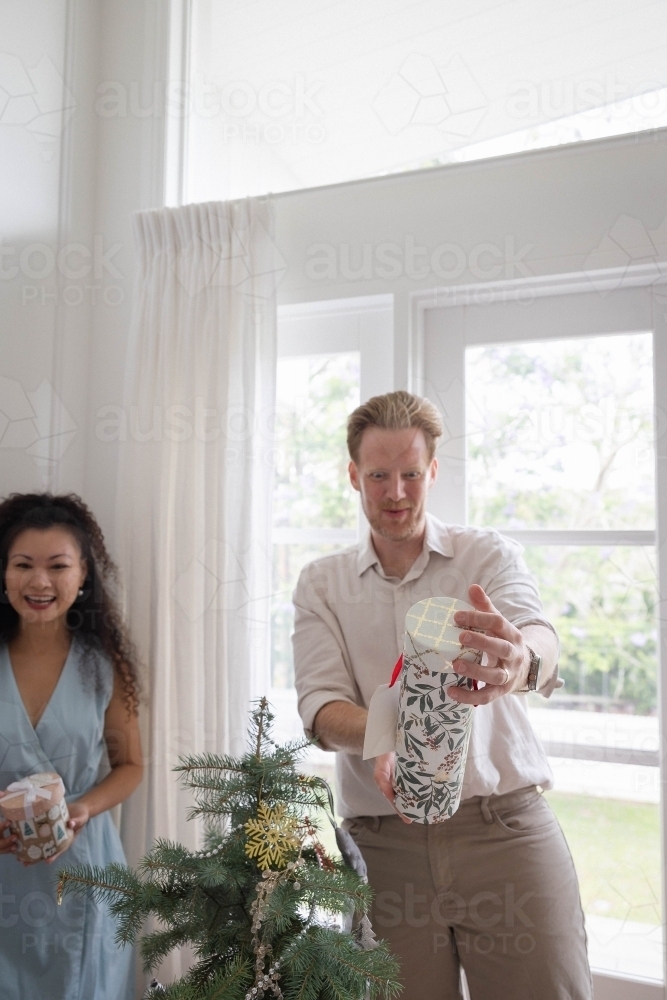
366, 503, 424, 541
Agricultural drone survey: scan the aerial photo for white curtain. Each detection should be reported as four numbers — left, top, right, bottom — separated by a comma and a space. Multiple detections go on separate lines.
116, 198, 280, 981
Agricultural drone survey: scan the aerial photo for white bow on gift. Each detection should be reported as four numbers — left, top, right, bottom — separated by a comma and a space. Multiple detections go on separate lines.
3, 775, 53, 819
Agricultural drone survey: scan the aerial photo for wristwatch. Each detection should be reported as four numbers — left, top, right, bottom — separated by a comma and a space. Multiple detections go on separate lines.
520, 646, 542, 692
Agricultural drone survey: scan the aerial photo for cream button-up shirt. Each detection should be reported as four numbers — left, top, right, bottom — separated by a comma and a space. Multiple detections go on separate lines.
292, 513, 559, 819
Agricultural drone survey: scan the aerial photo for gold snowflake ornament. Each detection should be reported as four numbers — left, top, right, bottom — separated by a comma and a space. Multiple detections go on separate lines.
244, 803, 300, 871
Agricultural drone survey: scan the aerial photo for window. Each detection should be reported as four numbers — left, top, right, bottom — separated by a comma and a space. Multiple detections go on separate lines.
268, 298, 393, 772
463, 329, 661, 982
272, 350, 360, 691
184, 0, 667, 202
270, 295, 665, 984
466, 334, 655, 533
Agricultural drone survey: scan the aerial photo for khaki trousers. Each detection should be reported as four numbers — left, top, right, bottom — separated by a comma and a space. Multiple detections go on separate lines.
344, 786, 592, 1000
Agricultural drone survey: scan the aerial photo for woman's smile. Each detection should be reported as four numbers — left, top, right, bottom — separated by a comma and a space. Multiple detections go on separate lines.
22, 595, 57, 610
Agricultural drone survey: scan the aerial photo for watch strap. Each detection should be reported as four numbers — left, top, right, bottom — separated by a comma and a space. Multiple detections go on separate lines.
520, 645, 542, 692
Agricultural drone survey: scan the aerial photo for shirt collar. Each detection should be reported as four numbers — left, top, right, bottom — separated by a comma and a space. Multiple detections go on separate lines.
356, 512, 453, 578
356, 529, 380, 576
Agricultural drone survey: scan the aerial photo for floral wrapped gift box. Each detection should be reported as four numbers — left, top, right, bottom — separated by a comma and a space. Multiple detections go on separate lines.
0, 772, 73, 863
364, 597, 484, 824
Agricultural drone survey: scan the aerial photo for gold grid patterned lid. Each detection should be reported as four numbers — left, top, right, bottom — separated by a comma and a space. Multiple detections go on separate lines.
404, 596, 480, 660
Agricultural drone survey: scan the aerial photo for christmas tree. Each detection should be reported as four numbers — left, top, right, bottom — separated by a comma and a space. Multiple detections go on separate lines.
57, 699, 401, 1000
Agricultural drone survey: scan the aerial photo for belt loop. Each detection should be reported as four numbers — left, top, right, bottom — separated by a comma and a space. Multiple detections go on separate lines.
480, 797, 493, 824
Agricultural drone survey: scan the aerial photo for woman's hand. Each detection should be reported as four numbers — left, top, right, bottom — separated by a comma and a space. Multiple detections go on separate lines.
0, 819, 19, 857
45, 799, 90, 864
67, 799, 91, 834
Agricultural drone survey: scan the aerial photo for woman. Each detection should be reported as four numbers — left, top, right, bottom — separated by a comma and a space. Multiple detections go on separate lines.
0, 492, 143, 1000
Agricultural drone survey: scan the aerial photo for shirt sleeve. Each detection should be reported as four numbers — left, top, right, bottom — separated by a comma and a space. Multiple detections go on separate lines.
292, 559, 362, 739
477, 532, 562, 698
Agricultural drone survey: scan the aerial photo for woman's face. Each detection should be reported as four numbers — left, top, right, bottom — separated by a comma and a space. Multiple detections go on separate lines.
5, 527, 88, 627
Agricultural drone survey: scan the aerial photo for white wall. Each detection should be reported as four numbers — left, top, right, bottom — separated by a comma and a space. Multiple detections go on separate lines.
0, 0, 79, 494
80, 0, 171, 548
0, 1, 171, 549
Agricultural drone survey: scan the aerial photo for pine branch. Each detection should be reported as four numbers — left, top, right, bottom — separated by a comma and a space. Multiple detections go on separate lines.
57, 866, 136, 900
57, 863, 148, 943
141, 923, 207, 972
284, 956, 319, 1000
202, 957, 254, 1000
138, 840, 245, 891
255, 698, 266, 759
152, 958, 253, 1000
255, 881, 304, 937
143, 958, 252, 1000
139, 841, 206, 877
176, 745, 312, 784
184, 776, 332, 827
283, 928, 402, 1000
294, 866, 373, 915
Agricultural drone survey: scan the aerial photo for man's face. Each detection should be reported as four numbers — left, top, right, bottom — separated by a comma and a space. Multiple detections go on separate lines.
349, 426, 438, 542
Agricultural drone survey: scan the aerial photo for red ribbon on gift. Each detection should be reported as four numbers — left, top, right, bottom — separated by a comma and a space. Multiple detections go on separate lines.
389, 654, 403, 687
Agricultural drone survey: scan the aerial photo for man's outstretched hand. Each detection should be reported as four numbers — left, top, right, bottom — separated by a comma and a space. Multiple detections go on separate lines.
448, 584, 530, 705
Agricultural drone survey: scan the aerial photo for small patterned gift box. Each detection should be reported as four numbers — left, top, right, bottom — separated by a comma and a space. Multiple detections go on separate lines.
364, 597, 483, 824
0, 772, 73, 864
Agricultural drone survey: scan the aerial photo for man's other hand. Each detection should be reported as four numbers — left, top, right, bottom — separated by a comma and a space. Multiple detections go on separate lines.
373, 752, 412, 824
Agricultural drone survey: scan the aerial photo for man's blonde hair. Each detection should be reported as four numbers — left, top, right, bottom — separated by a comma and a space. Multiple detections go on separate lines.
347, 391, 443, 463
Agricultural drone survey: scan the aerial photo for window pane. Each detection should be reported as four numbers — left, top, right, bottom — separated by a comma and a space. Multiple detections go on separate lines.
547, 793, 662, 981
523, 545, 657, 715
524, 542, 661, 979
466, 333, 654, 530
272, 542, 349, 689
274, 353, 360, 530
464, 331, 661, 981
522, 545, 660, 980
272, 351, 360, 689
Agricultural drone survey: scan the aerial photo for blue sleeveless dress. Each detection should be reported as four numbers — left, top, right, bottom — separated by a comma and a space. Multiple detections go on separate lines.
0, 639, 134, 999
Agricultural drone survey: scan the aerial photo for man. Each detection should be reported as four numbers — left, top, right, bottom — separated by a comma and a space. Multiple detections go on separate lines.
292, 391, 591, 1000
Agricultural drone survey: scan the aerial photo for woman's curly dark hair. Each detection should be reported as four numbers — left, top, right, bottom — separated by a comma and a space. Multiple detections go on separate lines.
0, 492, 140, 716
